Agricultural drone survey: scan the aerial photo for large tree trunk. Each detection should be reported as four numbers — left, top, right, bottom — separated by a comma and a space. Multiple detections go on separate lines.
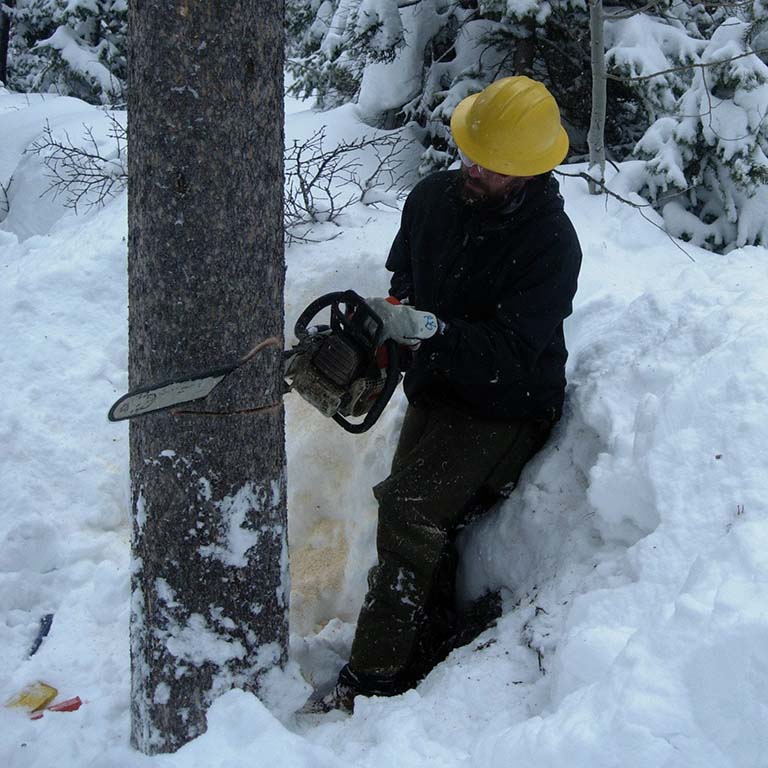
127, 0, 286, 755
588, 0, 607, 194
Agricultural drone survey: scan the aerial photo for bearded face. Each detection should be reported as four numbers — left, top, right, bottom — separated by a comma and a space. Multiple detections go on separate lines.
456, 150, 534, 206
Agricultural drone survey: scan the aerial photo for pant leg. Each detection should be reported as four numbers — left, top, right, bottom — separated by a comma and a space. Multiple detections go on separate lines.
348, 405, 552, 686
388, 404, 433, 476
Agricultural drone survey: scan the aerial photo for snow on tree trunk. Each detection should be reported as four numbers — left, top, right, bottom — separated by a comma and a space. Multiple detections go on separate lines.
127, 1, 286, 755
588, 0, 606, 194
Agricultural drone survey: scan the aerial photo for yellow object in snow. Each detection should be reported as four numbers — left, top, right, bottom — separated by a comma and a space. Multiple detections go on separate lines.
450, 76, 570, 177
5, 681, 58, 712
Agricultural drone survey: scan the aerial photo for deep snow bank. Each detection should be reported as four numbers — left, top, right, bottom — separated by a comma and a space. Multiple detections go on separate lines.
462, 246, 768, 768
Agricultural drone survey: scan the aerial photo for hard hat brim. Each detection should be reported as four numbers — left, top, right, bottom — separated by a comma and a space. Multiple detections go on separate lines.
450, 92, 570, 177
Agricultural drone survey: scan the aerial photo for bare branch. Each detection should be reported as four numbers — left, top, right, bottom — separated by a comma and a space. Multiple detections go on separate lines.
28, 119, 127, 212
24, 113, 413, 243
284, 126, 414, 242
603, 0, 667, 22
555, 168, 696, 261
0, 175, 11, 219
607, 46, 768, 83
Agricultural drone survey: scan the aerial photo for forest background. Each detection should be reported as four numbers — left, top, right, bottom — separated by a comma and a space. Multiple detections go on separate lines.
2, 0, 768, 252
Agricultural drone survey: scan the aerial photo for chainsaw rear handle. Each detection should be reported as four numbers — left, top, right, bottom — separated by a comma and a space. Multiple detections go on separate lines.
294, 290, 400, 434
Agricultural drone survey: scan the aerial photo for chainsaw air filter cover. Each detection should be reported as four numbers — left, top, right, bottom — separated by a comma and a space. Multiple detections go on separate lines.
313, 333, 365, 388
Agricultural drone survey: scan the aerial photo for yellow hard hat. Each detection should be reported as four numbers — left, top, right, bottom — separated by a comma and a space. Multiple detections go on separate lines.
450, 76, 569, 176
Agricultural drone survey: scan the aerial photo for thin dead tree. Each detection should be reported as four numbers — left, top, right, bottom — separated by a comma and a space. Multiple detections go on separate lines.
588, 0, 607, 194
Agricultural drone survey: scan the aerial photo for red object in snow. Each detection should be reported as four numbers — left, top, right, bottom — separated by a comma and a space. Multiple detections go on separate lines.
47, 696, 82, 712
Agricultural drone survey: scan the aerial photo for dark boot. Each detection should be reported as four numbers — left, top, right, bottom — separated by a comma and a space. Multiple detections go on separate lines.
408, 590, 503, 681
301, 664, 412, 714
450, 590, 503, 649
301, 675, 358, 714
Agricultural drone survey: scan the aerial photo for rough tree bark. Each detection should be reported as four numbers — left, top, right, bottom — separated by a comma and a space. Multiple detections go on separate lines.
588, 0, 607, 194
127, 0, 286, 755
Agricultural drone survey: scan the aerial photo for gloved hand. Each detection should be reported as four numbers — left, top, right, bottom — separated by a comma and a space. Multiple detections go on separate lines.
365, 297, 440, 347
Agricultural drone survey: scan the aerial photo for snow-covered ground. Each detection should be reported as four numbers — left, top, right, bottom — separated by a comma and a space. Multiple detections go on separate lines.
2, 86, 767, 768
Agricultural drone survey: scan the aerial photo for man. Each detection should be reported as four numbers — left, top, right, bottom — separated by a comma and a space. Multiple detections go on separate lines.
324, 76, 582, 711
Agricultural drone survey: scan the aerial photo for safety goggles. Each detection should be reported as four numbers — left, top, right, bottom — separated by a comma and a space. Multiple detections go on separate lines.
457, 148, 508, 178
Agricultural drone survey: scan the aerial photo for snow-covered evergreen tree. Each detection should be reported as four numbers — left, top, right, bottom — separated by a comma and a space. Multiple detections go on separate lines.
6, 0, 126, 104
286, 0, 408, 112
631, 9, 768, 251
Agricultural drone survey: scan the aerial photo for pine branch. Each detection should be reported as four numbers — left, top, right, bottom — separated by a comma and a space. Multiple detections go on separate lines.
697, 65, 768, 145
555, 168, 696, 261
604, 0, 753, 22
603, 0, 668, 22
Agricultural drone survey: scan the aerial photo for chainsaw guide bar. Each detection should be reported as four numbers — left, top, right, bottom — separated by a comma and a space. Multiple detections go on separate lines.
108, 291, 400, 433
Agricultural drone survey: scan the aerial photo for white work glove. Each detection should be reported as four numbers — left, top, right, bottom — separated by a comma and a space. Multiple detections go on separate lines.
365, 297, 440, 347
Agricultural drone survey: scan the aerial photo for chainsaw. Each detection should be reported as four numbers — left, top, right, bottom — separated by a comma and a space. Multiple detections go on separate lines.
108, 291, 401, 434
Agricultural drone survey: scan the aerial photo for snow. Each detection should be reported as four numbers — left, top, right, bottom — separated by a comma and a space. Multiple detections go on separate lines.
627, 14, 768, 253
2, 87, 768, 768
196, 482, 269, 569
38, 26, 117, 99
356, 2, 444, 118
605, 12, 704, 81
163, 612, 247, 668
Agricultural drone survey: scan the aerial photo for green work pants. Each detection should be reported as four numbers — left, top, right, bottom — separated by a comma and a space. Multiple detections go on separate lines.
348, 404, 553, 690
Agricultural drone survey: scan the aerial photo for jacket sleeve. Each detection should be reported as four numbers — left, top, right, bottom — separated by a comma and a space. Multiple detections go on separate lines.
416, 222, 582, 402
385, 193, 415, 303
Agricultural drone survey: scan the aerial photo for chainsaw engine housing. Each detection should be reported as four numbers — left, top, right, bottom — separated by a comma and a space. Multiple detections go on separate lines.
286, 331, 386, 418
285, 291, 399, 432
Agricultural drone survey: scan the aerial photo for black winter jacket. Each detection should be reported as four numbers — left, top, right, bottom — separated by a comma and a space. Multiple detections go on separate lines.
386, 170, 582, 421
